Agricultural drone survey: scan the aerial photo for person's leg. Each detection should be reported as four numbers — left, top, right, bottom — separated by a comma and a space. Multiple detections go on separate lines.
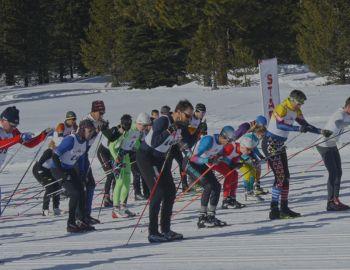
136, 150, 163, 236
97, 145, 114, 206
159, 161, 176, 233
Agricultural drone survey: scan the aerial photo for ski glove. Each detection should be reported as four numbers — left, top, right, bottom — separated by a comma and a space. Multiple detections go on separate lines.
322, 129, 333, 138
21, 132, 34, 142
44, 127, 54, 137
167, 124, 178, 134
299, 125, 308, 133
197, 122, 208, 134
100, 120, 109, 131
230, 162, 244, 170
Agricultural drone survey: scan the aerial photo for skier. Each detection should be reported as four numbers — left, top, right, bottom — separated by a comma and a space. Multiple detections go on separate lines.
261, 89, 330, 219
316, 97, 350, 211
136, 99, 193, 242
51, 119, 96, 233
237, 133, 265, 201
54, 111, 78, 141
150, 109, 159, 123
233, 115, 268, 195
187, 126, 235, 228
0, 106, 53, 169
97, 110, 124, 208
160, 105, 190, 190
110, 113, 151, 218
83, 100, 109, 224
32, 140, 61, 216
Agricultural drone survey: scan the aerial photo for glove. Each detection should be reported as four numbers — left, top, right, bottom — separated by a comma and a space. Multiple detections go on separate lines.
231, 162, 244, 169
208, 155, 222, 165
100, 120, 109, 131
322, 129, 333, 138
44, 127, 54, 136
20, 132, 34, 142
299, 125, 308, 133
197, 122, 208, 134
167, 124, 178, 134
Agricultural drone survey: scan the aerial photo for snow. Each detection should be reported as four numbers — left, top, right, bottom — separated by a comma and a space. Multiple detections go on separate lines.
1, 68, 350, 269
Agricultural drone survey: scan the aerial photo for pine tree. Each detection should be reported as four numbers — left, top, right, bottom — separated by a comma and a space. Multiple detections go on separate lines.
297, 0, 350, 83
81, 0, 121, 85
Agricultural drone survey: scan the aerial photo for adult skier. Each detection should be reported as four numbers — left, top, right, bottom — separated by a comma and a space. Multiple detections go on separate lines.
316, 97, 350, 211
136, 99, 193, 242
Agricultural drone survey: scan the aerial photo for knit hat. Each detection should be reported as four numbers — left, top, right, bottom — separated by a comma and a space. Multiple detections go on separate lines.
1, 106, 20, 125
91, 100, 105, 113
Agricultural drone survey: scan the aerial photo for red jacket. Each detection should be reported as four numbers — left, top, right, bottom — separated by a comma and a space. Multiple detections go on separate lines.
0, 128, 47, 150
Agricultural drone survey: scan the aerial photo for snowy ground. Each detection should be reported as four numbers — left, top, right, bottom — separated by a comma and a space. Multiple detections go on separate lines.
1, 70, 350, 269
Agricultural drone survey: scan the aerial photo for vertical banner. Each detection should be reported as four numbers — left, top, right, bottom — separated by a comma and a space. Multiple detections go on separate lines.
258, 58, 280, 120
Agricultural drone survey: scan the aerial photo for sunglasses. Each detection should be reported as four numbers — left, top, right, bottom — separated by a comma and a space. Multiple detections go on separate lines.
9, 122, 18, 128
222, 135, 234, 142
182, 111, 192, 119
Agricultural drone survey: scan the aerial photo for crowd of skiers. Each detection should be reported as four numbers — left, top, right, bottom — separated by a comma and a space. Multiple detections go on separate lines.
1, 90, 350, 243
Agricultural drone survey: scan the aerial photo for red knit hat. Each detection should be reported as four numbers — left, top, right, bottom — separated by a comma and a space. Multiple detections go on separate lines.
91, 100, 105, 113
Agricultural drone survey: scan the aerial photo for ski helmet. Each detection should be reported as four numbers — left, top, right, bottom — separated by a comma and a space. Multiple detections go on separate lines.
239, 132, 259, 149
1, 106, 19, 126
289, 89, 307, 104
219, 126, 236, 142
65, 111, 77, 120
160, 105, 171, 115
77, 119, 96, 139
136, 112, 151, 125
255, 115, 267, 127
120, 114, 132, 131
195, 103, 206, 112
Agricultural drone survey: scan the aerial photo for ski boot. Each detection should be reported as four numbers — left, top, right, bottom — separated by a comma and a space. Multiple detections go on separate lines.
76, 220, 95, 231
67, 223, 84, 233
103, 194, 113, 207
269, 202, 280, 220
280, 201, 301, 219
148, 232, 169, 243
334, 197, 350, 210
162, 230, 183, 241
197, 213, 208, 229
86, 215, 100, 225
42, 209, 50, 216
254, 182, 269, 195
327, 200, 342, 211
205, 213, 227, 227
53, 208, 62, 216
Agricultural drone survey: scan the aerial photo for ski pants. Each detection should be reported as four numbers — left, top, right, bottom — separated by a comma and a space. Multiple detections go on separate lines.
32, 163, 60, 210
317, 146, 342, 201
212, 162, 238, 199
262, 136, 290, 204
187, 162, 221, 212
97, 144, 115, 196
113, 153, 131, 207
131, 155, 149, 197
170, 145, 188, 188
84, 158, 96, 216
51, 168, 85, 225
136, 149, 176, 235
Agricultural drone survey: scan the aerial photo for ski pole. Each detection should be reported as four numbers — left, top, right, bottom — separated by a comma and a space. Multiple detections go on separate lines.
175, 163, 216, 203
1, 135, 49, 216
0, 144, 23, 174
301, 141, 350, 174
125, 148, 172, 246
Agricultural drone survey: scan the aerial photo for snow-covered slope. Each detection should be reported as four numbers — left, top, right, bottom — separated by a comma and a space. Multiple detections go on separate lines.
1, 70, 350, 269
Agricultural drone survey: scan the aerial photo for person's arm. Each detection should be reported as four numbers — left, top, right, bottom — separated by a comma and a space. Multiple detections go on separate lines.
151, 117, 172, 148
295, 113, 321, 134
273, 105, 300, 132
109, 138, 121, 161
0, 129, 21, 149
102, 126, 122, 142
38, 149, 53, 167
234, 122, 250, 139
52, 136, 75, 171
190, 136, 213, 164
22, 130, 48, 148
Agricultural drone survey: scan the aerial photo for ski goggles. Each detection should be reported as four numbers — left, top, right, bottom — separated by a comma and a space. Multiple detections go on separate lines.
290, 97, 305, 105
